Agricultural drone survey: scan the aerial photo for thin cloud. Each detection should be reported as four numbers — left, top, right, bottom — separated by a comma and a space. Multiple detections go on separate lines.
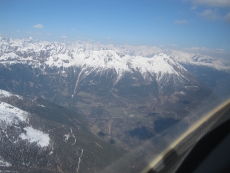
185, 46, 230, 59
185, 46, 228, 55
171, 44, 178, 47
186, 47, 209, 51
33, 24, 44, 29
189, 1, 230, 23
215, 48, 225, 53
61, 36, 67, 38
192, 0, 230, 8
201, 9, 220, 20
191, 5, 197, 10
225, 12, 230, 23
174, 20, 188, 24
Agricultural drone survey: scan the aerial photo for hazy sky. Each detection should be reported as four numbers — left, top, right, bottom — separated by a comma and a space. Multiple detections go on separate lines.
0, 0, 230, 54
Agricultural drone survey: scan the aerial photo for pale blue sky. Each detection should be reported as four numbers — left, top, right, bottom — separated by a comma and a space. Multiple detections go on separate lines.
0, 0, 230, 54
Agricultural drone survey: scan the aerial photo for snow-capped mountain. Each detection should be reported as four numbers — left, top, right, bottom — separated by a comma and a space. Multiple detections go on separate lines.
2, 35, 229, 70
0, 35, 221, 113
0, 35, 189, 86
1, 35, 220, 95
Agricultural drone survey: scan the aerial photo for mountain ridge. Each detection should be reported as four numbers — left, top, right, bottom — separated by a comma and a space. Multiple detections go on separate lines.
1, 35, 229, 71
1, 35, 222, 95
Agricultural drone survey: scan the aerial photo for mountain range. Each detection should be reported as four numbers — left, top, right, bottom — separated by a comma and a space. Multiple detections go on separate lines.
0, 35, 230, 172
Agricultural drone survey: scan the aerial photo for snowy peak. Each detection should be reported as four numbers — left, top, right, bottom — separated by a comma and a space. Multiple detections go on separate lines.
45, 50, 188, 85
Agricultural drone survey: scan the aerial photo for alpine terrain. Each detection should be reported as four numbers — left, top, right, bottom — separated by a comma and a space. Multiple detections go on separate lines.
0, 35, 230, 172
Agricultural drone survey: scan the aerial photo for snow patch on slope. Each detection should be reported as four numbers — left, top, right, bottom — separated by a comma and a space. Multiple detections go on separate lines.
0, 89, 23, 100
20, 126, 50, 147
0, 101, 50, 147
0, 102, 28, 124
0, 156, 11, 167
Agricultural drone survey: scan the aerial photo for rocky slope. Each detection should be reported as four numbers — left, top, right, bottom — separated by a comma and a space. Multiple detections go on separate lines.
0, 89, 126, 173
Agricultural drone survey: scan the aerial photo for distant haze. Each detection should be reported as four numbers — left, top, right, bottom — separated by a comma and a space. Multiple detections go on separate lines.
0, 0, 229, 55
